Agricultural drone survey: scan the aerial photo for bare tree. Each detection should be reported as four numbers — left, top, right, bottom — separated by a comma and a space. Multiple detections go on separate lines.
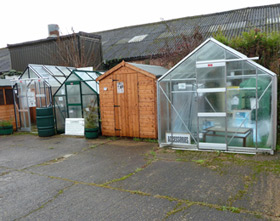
158, 21, 204, 68
53, 30, 103, 70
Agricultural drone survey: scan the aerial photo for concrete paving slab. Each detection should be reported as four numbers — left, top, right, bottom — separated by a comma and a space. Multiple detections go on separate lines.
233, 173, 280, 217
0, 171, 72, 220
28, 140, 154, 184
111, 160, 245, 205
0, 135, 91, 169
22, 184, 176, 221
167, 204, 265, 220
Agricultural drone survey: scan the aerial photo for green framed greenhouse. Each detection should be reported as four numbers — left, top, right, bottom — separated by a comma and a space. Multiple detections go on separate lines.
157, 38, 277, 154
53, 70, 101, 133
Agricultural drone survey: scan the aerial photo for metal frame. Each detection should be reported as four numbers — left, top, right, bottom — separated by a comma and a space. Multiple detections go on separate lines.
53, 70, 101, 133
157, 38, 277, 154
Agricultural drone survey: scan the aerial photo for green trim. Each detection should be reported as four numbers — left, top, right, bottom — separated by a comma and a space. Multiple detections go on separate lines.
67, 103, 82, 106
65, 81, 80, 85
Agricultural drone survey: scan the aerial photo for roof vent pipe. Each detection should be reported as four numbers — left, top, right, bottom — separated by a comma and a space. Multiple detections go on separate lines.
48, 24, 60, 38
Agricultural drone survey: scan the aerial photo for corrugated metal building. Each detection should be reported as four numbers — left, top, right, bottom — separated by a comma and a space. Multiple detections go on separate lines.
7, 32, 103, 71
96, 4, 280, 64
0, 48, 11, 73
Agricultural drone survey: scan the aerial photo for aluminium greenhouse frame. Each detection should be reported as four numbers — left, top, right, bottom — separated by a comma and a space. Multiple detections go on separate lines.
53, 70, 101, 133
13, 64, 74, 131
157, 38, 277, 154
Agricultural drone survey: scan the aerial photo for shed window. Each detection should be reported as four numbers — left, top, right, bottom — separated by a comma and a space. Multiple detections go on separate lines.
5, 89, 14, 105
0, 89, 4, 105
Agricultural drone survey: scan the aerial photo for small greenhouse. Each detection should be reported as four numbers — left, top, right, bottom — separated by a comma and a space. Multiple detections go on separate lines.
13, 64, 74, 131
53, 70, 100, 133
157, 38, 277, 154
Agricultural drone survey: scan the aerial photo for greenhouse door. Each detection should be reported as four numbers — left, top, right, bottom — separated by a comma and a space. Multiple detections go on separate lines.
65, 82, 83, 118
196, 61, 227, 150
15, 80, 31, 131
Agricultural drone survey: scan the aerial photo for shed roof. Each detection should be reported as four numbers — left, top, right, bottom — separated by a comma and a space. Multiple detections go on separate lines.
128, 63, 168, 77
96, 61, 168, 81
95, 3, 280, 62
0, 79, 14, 87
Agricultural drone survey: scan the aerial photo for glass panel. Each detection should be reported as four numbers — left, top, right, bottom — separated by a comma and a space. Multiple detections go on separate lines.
197, 66, 226, 88
76, 71, 91, 81
198, 91, 226, 113
86, 81, 99, 93
82, 94, 98, 112
171, 80, 198, 144
56, 77, 66, 84
57, 67, 72, 76
226, 50, 240, 59
158, 81, 171, 144
86, 72, 99, 79
199, 117, 226, 144
31, 65, 61, 87
226, 61, 256, 147
81, 82, 95, 95
68, 106, 82, 118
66, 74, 80, 82
0, 89, 4, 105
66, 84, 81, 104
5, 89, 14, 105
256, 71, 273, 149
19, 69, 29, 80
55, 85, 66, 96
196, 41, 225, 61
54, 96, 67, 133
17, 81, 31, 130
169, 55, 196, 80
45, 66, 65, 76
29, 69, 39, 79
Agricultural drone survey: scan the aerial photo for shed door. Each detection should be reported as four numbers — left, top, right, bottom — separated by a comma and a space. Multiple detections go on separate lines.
113, 73, 139, 137
196, 62, 227, 150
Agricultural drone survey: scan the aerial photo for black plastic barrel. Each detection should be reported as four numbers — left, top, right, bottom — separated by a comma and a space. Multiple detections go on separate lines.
36, 107, 55, 137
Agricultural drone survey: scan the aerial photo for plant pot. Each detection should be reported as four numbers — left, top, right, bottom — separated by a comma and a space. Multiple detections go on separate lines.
0, 125, 13, 135
85, 127, 99, 139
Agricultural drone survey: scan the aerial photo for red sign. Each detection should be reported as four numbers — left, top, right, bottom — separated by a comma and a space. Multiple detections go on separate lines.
208, 64, 213, 67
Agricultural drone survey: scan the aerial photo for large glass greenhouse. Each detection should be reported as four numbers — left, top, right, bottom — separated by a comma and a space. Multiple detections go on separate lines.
53, 70, 100, 133
13, 64, 74, 131
157, 38, 277, 154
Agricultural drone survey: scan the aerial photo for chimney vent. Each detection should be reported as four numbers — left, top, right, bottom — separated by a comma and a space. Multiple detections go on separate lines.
48, 24, 59, 38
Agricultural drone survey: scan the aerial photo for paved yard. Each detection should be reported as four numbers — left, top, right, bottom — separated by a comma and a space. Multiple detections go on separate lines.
0, 134, 280, 220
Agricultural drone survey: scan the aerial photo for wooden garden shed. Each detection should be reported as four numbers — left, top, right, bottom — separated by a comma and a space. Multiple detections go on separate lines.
0, 79, 18, 130
96, 61, 167, 138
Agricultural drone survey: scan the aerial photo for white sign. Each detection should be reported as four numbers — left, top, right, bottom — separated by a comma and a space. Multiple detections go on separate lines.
250, 98, 259, 110
166, 132, 191, 145
178, 83, 187, 90
196, 62, 226, 68
65, 118, 84, 136
117, 82, 124, 93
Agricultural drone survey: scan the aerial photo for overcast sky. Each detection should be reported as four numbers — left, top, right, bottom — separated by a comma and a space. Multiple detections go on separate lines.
0, 0, 279, 48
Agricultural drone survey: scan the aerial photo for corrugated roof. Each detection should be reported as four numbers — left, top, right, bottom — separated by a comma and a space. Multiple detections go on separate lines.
0, 79, 14, 87
0, 48, 11, 73
95, 4, 280, 62
128, 63, 168, 77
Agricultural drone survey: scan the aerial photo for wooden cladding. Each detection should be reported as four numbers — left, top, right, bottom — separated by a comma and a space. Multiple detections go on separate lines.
98, 62, 158, 139
0, 87, 17, 130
